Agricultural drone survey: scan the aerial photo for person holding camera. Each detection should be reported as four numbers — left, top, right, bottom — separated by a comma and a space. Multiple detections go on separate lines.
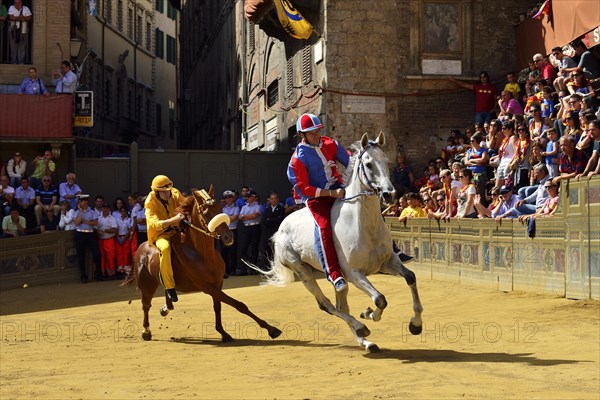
8, 0, 31, 64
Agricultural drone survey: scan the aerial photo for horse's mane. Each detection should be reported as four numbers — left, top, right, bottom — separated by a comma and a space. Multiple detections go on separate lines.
342, 141, 389, 186
176, 195, 195, 214
342, 142, 362, 185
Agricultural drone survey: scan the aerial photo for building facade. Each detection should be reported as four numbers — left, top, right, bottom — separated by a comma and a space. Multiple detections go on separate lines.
182, 0, 538, 167
0, 0, 70, 91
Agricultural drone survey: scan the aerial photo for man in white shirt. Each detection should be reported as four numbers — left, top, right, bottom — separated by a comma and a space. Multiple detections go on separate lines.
8, 0, 32, 64
0, 175, 15, 219
96, 204, 118, 278
238, 190, 262, 275
52, 60, 77, 93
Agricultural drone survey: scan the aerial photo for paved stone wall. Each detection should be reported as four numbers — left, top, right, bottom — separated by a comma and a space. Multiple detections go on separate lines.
324, 0, 537, 169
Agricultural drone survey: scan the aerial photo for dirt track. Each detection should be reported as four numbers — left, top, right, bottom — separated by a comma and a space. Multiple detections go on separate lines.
1, 272, 599, 399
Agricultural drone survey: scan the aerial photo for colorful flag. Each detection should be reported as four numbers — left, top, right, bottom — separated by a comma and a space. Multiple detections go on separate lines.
273, 0, 314, 40
532, 0, 550, 20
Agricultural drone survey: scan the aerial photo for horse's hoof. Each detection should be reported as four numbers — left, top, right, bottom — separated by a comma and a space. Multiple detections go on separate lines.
141, 330, 152, 341
269, 327, 282, 339
355, 325, 371, 338
160, 305, 169, 317
409, 321, 422, 335
360, 307, 373, 320
366, 343, 381, 353
222, 334, 234, 343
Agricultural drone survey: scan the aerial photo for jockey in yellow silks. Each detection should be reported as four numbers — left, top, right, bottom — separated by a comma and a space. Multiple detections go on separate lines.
145, 175, 186, 302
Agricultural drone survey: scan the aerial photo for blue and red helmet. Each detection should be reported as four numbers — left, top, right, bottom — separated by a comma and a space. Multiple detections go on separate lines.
296, 113, 323, 134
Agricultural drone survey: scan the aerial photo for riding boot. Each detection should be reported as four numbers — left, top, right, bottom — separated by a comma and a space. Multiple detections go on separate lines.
167, 288, 178, 302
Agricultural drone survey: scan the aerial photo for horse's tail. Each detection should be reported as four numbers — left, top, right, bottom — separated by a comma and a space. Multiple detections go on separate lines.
120, 262, 137, 287
243, 233, 296, 287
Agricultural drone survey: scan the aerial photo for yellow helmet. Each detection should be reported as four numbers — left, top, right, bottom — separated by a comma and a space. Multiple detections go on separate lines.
151, 175, 173, 191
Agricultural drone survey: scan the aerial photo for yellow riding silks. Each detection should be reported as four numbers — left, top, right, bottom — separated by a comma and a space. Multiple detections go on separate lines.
273, 0, 314, 40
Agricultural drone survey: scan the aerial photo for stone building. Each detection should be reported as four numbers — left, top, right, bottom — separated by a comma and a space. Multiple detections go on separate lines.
81, 0, 178, 148
0, 0, 179, 150
0, 0, 70, 90
181, 0, 538, 168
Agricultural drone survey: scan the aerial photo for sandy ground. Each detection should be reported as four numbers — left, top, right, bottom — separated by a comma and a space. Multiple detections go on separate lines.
0, 269, 599, 400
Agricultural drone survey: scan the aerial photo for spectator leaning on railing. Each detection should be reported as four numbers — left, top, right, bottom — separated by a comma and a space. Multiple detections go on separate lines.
577, 120, 600, 181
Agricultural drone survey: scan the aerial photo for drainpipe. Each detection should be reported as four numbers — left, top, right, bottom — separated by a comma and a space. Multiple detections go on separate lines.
101, 0, 106, 139
241, 1, 247, 151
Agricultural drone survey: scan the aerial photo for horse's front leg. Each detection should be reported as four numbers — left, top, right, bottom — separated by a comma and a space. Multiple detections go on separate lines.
347, 270, 387, 322
381, 257, 423, 335
212, 297, 234, 342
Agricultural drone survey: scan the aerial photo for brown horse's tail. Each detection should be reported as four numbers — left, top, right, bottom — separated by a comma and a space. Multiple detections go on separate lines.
120, 266, 136, 287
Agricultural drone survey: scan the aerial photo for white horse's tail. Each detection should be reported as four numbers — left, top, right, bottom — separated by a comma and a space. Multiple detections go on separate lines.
242, 233, 296, 286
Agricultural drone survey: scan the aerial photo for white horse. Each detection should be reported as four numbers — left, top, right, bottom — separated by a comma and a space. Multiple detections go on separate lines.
260, 132, 423, 352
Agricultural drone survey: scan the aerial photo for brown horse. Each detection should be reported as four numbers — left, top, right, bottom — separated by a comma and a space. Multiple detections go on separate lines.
122, 186, 282, 342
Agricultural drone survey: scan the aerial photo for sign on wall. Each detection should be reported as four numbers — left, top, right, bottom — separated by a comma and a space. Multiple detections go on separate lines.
342, 95, 386, 114
73, 91, 94, 127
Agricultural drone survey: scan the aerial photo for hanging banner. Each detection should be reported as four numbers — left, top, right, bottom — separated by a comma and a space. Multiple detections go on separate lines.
273, 0, 314, 40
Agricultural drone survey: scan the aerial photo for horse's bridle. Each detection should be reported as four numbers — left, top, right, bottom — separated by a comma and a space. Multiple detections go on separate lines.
341, 142, 378, 202
182, 190, 221, 239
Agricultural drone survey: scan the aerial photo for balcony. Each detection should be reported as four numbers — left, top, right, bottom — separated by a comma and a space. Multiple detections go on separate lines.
0, 94, 73, 141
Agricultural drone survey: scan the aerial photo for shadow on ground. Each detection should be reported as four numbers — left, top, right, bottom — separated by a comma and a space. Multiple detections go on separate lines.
0, 275, 268, 316
364, 348, 585, 366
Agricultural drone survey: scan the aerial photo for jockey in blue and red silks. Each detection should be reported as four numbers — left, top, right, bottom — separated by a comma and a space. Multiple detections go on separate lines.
288, 113, 350, 292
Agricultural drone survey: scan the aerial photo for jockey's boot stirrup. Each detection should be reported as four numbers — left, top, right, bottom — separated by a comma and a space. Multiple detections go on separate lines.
334, 278, 348, 292
167, 288, 179, 302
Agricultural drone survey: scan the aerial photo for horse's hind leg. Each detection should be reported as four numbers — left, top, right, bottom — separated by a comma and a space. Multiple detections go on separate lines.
213, 298, 234, 342
381, 258, 423, 335
345, 270, 387, 322
293, 264, 375, 349
201, 285, 282, 340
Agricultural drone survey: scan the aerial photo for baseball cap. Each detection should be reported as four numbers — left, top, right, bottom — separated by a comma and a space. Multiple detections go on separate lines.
248, 190, 257, 197
223, 190, 235, 197
76, 194, 90, 200
499, 185, 512, 194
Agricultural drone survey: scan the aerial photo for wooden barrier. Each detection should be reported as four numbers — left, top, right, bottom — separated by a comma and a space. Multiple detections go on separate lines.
1, 177, 598, 298
387, 176, 600, 300
0, 231, 80, 291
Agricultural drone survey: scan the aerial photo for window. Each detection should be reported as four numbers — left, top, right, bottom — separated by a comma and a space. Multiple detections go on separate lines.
155, 29, 164, 59
127, 2, 134, 39
117, 0, 123, 31
249, 22, 255, 53
302, 43, 312, 84
106, 0, 113, 24
136, 11, 143, 44
146, 18, 152, 50
267, 80, 279, 108
167, 0, 177, 20
156, 0, 164, 14
166, 35, 177, 65
286, 57, 293, 97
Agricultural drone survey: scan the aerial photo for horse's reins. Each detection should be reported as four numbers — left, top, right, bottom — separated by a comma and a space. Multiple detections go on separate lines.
340, 141, 378, 202
182, 189, 221, 239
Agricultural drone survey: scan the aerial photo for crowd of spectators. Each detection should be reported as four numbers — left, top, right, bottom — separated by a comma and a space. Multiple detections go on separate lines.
2, 38, 599, 278
0, 157, 304, 282
390, 39, 600, 223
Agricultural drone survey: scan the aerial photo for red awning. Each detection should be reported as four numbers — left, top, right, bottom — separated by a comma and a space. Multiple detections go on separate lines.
552, 0, 600, 46
0, 94, 73, 139
515, 0, 600, 68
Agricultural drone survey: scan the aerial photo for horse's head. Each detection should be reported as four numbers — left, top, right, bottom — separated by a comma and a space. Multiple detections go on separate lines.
356, 132, 396, 204
186, 185, 234, 246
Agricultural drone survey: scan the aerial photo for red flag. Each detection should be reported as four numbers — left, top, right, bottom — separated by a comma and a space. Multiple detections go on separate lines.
532, 0, 550, 20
